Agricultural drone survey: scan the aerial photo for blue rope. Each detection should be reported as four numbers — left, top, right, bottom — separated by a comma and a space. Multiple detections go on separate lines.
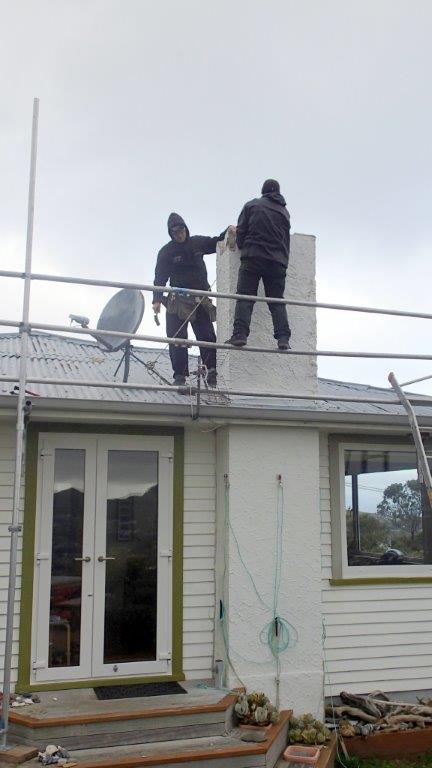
228, 513, 271, 612
260, 616, 298, 655
220, 480, 298, 673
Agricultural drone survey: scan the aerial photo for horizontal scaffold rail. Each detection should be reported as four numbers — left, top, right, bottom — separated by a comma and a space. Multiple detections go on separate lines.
1, 318, 432, 361
1, 374, 431, 407
400, 373, 432, 387
1, 269, 432, 320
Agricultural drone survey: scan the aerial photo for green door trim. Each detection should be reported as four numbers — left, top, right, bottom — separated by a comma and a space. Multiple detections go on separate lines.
16, 423, 184, 692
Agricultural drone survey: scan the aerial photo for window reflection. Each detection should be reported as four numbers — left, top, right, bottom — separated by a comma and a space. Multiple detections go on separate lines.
345, 448, 432, 566
49, 449, 84, 667
104, 450, 158, 664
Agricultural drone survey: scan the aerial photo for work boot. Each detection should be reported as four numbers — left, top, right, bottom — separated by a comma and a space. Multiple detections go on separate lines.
226, 334, 247, 347
277, 337, 291, 350
173, 375, 186, 386
206, 369, 217, 388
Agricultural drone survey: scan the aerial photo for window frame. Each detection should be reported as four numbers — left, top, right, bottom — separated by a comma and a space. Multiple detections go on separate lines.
329, 436, 432, 579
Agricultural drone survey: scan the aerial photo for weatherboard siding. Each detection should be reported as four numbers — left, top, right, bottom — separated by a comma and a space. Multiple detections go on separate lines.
320, 431, 432, 696
0, 423, 22, 686
183, 428, 216, 679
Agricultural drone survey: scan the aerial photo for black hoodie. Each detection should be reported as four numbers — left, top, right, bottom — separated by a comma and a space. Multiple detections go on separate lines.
153, 213, 226, 303
236, 192, 290, 267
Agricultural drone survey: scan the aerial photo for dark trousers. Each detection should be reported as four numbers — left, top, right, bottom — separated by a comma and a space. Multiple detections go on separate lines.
233, 258, 290, 339
166, 305, 216, 378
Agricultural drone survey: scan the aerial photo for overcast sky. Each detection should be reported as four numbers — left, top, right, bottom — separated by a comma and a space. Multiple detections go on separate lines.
1, 0, 432, 393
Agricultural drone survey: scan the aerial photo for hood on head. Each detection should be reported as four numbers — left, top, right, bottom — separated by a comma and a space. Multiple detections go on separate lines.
167, 212, 190, 239
263, 191, 286, 206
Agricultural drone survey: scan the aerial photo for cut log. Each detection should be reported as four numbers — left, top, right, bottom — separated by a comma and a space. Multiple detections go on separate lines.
339, 691, 382, 718
368, 696, 432, 714
325, 705, 377, 723
385, 714, 432, 728
417, 697, 432, 707
369, 690, 390, 702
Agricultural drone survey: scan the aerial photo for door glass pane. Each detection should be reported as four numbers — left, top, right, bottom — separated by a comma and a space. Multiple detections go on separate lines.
49, 449, 85, 667
104, 450, 158, 664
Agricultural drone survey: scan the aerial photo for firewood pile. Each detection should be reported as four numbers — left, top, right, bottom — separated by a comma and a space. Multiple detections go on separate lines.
325, 690, 432, 737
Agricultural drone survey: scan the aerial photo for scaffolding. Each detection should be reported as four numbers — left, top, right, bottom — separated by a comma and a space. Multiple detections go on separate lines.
1, 98, 432, 748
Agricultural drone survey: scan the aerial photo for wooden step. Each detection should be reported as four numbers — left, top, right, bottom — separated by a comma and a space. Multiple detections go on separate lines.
8, 692, 236, 750
66, 711, 291, 768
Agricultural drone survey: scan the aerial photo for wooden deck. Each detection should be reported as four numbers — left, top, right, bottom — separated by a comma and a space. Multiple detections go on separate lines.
4, 685, 293, 767
8, 685, 236, 750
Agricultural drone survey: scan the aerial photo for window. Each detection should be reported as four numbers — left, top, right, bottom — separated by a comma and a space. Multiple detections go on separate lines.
330, 439, 432, 577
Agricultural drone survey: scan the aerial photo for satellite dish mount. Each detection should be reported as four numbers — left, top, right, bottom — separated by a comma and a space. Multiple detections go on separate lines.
113, 339, 153, 383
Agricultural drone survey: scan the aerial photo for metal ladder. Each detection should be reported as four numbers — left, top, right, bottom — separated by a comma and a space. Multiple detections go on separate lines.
388, 371, 432, 506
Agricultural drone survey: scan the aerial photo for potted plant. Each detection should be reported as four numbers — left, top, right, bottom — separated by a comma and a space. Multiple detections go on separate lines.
283, 715, 332, 764
234, 692, 280, 730
288, 714, 332, 746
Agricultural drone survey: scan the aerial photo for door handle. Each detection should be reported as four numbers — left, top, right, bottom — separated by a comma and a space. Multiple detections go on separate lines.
97, 556, 116, 562
74, 556, 91, 562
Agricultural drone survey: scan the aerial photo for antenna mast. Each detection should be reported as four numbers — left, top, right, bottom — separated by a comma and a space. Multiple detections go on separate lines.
1, 98, 39, 750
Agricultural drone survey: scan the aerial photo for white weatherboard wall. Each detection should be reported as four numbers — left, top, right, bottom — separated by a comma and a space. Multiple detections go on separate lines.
0, 423, 22, 688
0, 422, 216, 688
216, 233, 317, 395
216, 425, 323, 713
183, 428, 216, 679
320, 432, 432, 695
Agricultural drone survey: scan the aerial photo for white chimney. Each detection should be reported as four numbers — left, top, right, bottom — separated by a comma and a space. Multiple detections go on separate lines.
216, 234, 317, 395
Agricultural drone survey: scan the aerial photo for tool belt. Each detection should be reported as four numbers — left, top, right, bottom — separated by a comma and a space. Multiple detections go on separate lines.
166, 292, 216, 323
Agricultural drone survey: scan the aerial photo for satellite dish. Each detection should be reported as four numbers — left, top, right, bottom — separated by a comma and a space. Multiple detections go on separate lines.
70, 289, 170, 385
93, 289, 144, 351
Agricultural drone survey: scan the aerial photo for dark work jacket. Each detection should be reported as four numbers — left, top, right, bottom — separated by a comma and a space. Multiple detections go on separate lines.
153, 213, 226, 303
236, 192, 290, 267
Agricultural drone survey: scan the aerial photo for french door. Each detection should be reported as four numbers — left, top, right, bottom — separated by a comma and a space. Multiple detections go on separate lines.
31, 434, 174, 683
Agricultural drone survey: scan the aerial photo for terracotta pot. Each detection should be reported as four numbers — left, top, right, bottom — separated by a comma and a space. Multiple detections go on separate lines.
283, 744, 322, 764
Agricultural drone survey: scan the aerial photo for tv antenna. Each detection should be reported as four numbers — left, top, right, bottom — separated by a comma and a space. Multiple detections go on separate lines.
69, 288, 169, 384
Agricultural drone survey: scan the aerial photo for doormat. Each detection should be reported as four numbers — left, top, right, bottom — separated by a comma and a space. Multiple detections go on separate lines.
94, 682, 188, 700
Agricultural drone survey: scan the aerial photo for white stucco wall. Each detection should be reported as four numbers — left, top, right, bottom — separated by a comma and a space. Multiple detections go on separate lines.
216, 424, 323, 713
320, 431, 432, 696
216, 233, 317, 395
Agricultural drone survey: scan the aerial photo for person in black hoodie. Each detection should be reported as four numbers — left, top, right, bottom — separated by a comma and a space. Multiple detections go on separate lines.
228, 180, 291, 350
153, 213, 229, 386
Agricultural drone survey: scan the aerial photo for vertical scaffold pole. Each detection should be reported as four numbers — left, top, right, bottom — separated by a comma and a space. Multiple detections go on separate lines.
388, 371, 432, 506
1, 98, 39, 749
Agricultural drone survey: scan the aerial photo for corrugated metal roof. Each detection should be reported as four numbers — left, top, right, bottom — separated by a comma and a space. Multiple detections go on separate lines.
0, 332, 431, 419
0, 332, 184, 405
236, 377, 432, 418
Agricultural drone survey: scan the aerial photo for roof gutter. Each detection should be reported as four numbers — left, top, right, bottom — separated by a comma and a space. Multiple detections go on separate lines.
1, 394, 432, 431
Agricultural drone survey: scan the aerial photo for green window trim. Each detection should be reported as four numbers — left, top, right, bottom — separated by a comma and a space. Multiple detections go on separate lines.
330, 577, 432, 587
16, 423, 184, 693
327, 433, 432, 580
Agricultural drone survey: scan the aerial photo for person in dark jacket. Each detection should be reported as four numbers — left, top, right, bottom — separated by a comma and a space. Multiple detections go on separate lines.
228, 179, 291, 350
153, 212, 228, 387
